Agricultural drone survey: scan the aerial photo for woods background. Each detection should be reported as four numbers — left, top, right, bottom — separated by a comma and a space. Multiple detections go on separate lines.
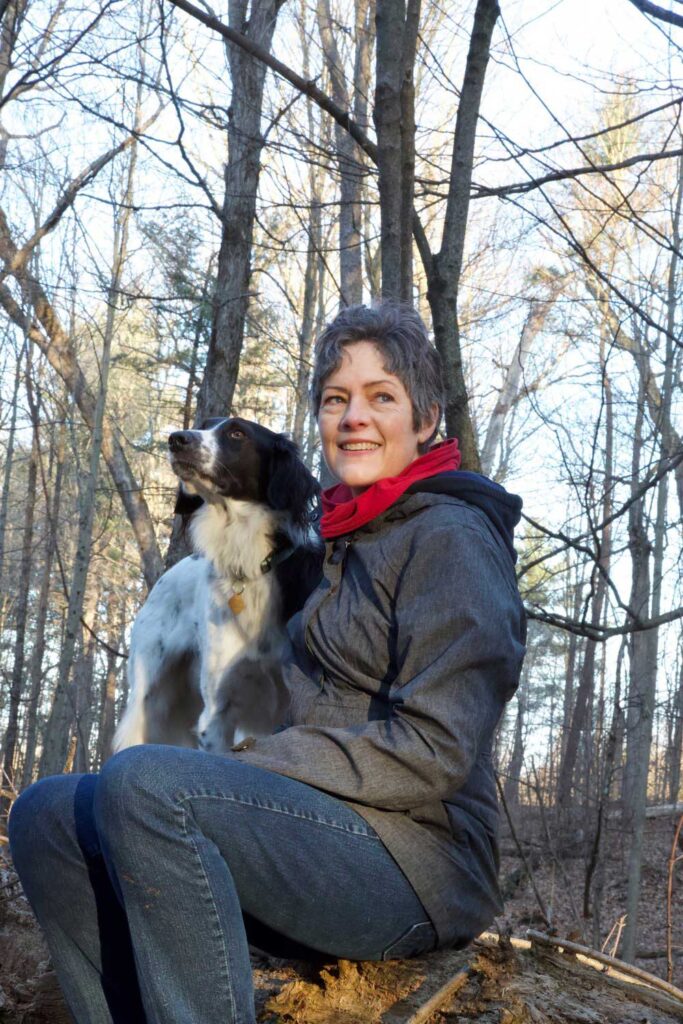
0, 0, 681, 979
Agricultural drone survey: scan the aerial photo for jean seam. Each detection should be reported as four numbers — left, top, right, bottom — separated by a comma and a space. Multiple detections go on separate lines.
178, 801, 237, 1024
175, 791, 381, 840
381, 920, 435, 960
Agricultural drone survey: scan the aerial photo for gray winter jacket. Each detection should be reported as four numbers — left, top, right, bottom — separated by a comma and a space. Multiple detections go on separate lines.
232, 481, 526, 948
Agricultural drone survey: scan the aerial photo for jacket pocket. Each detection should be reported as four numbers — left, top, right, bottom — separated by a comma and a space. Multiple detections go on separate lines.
381, 920, 437, 960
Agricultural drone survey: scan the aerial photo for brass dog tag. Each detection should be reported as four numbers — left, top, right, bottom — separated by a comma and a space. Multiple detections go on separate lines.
229, 591, 245, 615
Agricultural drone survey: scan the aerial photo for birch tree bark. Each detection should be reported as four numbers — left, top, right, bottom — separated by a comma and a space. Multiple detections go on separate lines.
480, 271, 564, 476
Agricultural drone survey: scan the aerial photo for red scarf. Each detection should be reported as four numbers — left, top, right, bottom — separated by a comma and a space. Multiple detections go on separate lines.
320, 438, 461, 539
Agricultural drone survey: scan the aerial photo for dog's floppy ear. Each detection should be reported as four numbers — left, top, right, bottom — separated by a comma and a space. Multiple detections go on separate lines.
174, 487, 204, 517
266, 436, 320, 529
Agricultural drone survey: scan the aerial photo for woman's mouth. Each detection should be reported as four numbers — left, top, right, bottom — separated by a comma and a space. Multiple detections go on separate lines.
339, 442, 381, 452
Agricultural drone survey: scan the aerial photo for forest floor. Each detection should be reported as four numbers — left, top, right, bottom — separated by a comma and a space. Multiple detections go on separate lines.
0, 808, 680, 1023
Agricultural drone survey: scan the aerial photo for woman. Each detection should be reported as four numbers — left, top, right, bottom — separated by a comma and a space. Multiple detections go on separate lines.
9, 302, 526, 1024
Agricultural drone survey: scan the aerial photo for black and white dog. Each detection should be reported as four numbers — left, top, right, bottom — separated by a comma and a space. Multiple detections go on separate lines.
113, 417, 323, 755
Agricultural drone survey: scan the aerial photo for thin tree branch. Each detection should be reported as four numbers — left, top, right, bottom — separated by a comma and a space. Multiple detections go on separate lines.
527, 604, 683, 641
627, 0, 683, 28
472, 146, 683, 199
166, 0, 379, 162
1, 113, 159, 281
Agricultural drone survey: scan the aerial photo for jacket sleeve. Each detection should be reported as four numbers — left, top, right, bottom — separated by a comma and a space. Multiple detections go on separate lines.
231, 519, 526, 810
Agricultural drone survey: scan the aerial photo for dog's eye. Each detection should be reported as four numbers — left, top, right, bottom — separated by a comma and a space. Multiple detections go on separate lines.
228, 428, 245, 439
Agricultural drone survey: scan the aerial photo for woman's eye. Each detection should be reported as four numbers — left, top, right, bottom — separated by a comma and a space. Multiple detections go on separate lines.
323, 394, 345, 405
375, 392, 394, 403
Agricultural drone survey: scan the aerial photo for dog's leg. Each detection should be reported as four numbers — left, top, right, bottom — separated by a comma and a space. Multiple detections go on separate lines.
111, 651, 149, 752
199, 655, 289, 754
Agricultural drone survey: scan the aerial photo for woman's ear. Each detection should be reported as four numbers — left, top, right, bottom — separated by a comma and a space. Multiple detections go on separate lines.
418, 403, 440, 444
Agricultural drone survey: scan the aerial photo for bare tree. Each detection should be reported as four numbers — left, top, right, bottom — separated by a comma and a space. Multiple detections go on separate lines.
194, 0, 285, 421
317, 0, 372, 306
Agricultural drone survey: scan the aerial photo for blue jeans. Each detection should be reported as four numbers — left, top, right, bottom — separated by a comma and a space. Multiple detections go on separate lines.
8, 745, 436, 1024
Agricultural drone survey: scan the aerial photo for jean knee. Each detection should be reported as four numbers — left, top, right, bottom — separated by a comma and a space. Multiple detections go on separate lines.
95, 745, 176, 838
9, 776, 82, 878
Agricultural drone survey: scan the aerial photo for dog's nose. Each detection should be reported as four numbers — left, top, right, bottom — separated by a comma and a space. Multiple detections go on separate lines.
169, 431, 195, 452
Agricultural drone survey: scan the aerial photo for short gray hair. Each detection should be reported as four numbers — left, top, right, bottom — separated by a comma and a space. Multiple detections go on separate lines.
311, 302, 444, 447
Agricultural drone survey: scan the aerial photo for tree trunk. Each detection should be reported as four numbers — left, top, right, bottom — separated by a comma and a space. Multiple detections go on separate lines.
72, 582, 100, 774
0, 1, 28, 168
583, 277, 683, 520
97, 590, 126, 768
560, 573, 584, 775
196, 0, 283, 420
480, 271, 563, 476
0, 341, 22, 634
291, 6, 324, 451
21, 422, 65, 789
317, 0, 369, 306
0, 407, 38, 802
668, 656, 683, 805
425, 0, 499, 467
621, 162, 681, 961
374, 0, 420, 300
584, 639, 626, 945
183, 262, 213, 431
557, 327, 613, 808
503, 686, 526, 807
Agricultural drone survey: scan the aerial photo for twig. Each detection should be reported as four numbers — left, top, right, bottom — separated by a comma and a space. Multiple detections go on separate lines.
602, 914, 626, 958
666, 814, 683, 985
527, 929, 683, 1006
495, 773, 551, 928
404, 967, 471, 1024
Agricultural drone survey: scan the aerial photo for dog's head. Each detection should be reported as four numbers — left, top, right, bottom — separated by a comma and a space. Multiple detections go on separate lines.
171, 417, 319, 529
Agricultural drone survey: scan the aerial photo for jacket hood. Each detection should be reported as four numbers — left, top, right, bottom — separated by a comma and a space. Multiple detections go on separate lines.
406, 471, 523, 564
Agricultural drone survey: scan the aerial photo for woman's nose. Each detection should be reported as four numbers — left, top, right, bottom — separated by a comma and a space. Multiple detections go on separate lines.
339, 396, 370, 428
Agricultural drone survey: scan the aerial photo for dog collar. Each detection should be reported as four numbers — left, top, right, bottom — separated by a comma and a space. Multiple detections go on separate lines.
229, 544, 297, 615
259, 543, 296, 576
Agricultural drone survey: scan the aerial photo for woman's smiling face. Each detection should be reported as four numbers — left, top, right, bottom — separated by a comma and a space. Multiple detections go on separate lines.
318, 341, 438, 496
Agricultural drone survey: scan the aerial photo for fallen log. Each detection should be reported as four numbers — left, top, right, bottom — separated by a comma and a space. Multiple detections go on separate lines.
525, 929, 683, 1005
259, 930, 683, 1023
